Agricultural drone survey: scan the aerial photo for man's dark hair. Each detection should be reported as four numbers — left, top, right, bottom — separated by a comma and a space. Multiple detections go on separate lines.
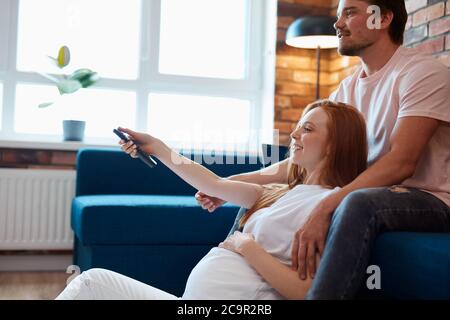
363, 0, 407, 44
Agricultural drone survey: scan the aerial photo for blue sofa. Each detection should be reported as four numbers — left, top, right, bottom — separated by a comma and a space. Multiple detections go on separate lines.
72, 148, 450, 299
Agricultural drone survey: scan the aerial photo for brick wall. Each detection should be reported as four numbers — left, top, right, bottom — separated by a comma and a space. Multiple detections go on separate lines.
275, 0, 449, 146
404, 0, 450, 66
0, 148, 76, 169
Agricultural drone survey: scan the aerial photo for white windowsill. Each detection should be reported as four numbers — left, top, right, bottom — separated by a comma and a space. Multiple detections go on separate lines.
0, 136, 261, 155
0, 136, 120, 151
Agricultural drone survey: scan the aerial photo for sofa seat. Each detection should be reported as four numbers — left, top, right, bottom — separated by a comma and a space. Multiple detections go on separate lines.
72, 194, 240, 296
370, 232, 450, 299
72, 195, 239, 245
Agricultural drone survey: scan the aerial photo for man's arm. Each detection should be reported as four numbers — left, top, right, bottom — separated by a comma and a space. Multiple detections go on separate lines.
332, 116, 440, 201
293, 116, 441, 279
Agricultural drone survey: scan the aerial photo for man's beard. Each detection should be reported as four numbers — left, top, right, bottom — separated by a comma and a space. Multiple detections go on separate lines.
338, 39, 373, 56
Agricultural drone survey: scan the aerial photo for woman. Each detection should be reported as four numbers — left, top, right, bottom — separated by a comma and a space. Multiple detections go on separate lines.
57, 100, 368, 300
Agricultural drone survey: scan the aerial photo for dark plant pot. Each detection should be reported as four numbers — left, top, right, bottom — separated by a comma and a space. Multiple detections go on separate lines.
63, 120, 86, 141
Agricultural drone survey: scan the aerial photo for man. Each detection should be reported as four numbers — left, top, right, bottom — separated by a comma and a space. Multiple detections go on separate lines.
196, 0, 450, 299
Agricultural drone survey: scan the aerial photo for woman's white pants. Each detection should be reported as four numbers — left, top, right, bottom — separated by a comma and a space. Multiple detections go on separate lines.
56, 268, 180, 300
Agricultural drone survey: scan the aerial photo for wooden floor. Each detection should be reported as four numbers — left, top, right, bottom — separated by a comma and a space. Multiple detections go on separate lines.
0, 272, 68, 300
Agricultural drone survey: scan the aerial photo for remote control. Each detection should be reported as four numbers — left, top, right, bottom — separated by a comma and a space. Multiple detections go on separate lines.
113, 128, 157, 168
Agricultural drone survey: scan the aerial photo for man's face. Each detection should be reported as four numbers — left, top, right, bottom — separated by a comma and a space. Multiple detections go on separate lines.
335, 0, 378, 56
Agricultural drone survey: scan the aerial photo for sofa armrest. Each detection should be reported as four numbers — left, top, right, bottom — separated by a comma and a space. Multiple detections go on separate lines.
72, 194, 239, 296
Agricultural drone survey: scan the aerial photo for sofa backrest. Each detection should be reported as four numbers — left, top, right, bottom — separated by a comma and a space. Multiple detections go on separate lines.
76, 148, 265, 196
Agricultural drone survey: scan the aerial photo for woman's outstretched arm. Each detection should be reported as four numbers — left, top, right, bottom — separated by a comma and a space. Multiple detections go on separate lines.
118, 127, 264, 209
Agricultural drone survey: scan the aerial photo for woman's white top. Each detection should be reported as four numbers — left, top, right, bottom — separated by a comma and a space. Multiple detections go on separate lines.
182, 184, 340, 300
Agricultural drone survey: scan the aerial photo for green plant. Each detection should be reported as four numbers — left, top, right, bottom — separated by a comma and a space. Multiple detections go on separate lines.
38, 46, 100, 108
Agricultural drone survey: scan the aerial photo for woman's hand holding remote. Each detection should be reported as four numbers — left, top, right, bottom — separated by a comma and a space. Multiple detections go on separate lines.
117, 126, 162, 158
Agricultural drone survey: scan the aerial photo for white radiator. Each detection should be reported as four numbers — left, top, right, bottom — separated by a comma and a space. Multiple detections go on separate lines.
0, 169, 75, 250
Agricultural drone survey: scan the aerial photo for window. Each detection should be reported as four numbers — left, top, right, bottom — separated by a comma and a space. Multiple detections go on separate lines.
148, 93, 251, 151
16, 0, 141, 79
0, 0, 277, 153
0, 1, 9, 131
0, 1, 9, 73
159, 0, 247, 79
0, 84, 3, 129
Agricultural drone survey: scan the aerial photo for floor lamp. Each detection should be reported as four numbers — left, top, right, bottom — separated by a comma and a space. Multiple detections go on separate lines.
285, 16, 339, 100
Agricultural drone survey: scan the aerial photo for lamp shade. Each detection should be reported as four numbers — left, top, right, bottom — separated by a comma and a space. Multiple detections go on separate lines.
286, 16, 338, 49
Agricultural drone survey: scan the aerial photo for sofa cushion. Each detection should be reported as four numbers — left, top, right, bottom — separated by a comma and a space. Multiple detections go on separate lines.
371, 232, 450, 299
72, 195, 238, 246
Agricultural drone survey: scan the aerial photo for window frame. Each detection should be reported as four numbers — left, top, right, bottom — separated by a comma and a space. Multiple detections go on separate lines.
0, 0, 277, 153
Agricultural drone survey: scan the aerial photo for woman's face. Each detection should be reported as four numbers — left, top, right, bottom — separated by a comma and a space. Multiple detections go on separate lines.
290, 107, 330, 172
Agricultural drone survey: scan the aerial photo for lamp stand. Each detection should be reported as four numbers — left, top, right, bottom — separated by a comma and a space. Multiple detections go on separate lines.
316, 45, 321, 100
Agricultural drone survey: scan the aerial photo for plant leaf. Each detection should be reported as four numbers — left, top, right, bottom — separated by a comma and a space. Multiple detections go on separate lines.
57, 79, 82, 95
68, 69, 100, 88
57, 46, 71, 68
69, 69, 93, 81
80, 73, 100, 88
38, 102, 54, 108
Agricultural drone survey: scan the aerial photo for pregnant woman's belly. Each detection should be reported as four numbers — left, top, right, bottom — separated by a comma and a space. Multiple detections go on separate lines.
182, 247, 283, 300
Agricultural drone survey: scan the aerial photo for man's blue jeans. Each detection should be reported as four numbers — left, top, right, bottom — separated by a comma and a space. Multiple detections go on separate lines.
228, 186, 450, 299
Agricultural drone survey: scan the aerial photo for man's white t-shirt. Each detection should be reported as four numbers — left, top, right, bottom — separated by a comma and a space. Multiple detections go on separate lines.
182, 184, 340, 300
329, 46, 450, 207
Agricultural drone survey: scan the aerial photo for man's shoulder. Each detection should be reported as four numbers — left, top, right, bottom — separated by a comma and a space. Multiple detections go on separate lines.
396, 46, 449, 75
395, 47, 450, 94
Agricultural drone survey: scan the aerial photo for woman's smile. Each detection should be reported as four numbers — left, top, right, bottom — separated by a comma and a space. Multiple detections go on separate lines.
292, 143, 303, 152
